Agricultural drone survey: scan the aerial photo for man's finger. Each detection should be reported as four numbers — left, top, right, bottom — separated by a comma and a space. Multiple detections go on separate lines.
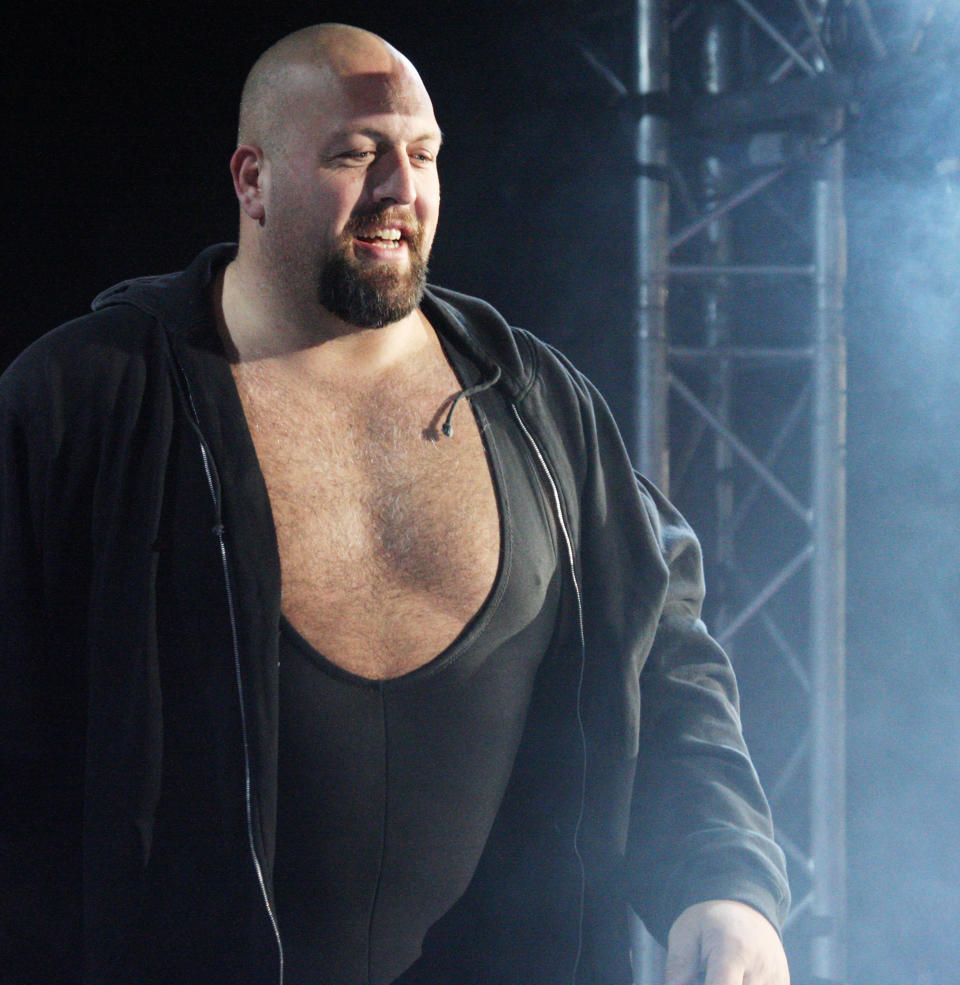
664, 925, 702, 985
703, 950, 747, 985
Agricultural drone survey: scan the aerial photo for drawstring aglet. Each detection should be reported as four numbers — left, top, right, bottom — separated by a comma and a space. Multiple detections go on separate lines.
440, 364, 502, 439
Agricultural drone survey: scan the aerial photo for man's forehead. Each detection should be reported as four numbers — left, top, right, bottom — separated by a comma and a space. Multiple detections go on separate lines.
335, 69, 434, 119
283, 58, 434, 119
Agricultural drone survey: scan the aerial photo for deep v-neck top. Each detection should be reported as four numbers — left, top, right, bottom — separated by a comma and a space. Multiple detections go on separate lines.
273, 352, 560, 985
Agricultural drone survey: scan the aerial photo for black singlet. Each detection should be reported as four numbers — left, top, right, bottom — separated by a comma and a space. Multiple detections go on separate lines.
273, 370, 561, 985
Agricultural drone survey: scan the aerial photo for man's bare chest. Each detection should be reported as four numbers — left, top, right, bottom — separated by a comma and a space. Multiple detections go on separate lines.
231, 359, 501, 678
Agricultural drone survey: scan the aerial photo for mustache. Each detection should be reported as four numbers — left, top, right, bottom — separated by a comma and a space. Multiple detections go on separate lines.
344, 208, 424, 247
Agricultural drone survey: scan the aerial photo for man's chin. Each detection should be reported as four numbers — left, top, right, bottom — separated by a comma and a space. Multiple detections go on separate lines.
318, 250, 428, 329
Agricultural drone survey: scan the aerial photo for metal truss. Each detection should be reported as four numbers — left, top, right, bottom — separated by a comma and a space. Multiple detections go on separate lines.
575, 0, 852, 980
645, 2, 847, 981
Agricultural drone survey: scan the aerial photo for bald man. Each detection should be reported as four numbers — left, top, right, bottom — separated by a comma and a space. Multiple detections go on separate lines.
0, 24, 790, 985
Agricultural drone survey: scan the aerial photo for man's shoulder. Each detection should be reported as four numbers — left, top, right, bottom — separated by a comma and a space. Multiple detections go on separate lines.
1, 305, 162, 401
0, 307, 182, 464
2, 243, 232, 406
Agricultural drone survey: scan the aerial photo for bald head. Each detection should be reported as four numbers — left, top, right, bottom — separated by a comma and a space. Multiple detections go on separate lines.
226, 23, 442, 334
237, 24, 431, 154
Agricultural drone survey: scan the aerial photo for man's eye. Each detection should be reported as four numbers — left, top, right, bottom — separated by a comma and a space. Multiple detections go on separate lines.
343, 150, 373, 160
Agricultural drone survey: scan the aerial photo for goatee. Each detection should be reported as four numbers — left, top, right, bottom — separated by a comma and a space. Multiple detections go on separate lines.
318, 215, 429, 328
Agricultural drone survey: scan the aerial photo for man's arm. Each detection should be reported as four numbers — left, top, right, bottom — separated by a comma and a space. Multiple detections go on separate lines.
0, 362, 87, 979
504, 327, 789, 982
626, 476, 790, 983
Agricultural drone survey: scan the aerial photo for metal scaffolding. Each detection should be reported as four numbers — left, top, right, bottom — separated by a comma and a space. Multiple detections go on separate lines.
617, 0, 849, 980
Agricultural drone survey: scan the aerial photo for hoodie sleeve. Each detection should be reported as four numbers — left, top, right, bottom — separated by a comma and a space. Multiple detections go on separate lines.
514, 331, 790, 945
0, 350, 88, 980
0, 312, 173, 981
624, 473, 791, 943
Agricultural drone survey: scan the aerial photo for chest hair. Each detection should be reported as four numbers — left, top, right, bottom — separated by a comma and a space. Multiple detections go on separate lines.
231, 352, 501, 678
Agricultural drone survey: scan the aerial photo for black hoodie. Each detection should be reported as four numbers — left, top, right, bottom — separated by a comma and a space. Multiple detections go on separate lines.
0, 244, 789, 984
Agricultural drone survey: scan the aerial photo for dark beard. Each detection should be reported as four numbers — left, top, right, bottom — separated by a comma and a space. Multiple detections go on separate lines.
318, 239, 428, 329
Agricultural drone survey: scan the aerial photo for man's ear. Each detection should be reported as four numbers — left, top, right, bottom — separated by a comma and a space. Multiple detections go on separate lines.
230, 144, 267, 222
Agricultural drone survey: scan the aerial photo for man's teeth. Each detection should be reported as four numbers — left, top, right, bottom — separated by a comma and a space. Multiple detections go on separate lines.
361, 229, 403, 244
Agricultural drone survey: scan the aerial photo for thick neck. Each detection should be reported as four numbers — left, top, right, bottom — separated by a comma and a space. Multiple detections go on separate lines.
215, 259, 433, 378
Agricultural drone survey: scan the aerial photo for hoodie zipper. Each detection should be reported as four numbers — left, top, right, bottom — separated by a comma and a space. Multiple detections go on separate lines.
168, 338, 578, 985
170, 350, 285, 985
511, 404, 587, 985
206, 492, 285, 985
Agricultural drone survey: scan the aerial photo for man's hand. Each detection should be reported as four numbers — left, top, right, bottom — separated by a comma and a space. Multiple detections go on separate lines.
665, 899, 790, 985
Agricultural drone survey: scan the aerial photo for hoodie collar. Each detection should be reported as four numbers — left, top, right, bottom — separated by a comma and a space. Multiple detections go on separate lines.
92, 242, 236, 350
91, 242, 530, 398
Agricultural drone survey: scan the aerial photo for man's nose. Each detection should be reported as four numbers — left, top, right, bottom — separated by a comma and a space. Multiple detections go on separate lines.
370, 150, 417, 205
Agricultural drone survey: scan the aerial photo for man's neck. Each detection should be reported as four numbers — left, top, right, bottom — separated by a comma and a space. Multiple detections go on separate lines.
215, 258, 432, 377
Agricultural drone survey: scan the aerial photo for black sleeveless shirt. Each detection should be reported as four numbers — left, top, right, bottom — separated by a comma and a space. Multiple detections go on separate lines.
273, 362, 561, 985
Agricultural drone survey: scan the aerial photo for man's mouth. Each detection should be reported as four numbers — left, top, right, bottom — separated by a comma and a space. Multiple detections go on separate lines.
355, 227, 406, 250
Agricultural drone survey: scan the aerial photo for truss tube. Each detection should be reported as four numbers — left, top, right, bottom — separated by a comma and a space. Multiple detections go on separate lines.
809, 114, 848, 984
700, 0, 737, 635
669, 166, 789, 251
633, 0, 670, 490
716, 543, 814, 646
669, 263, 814, 277
783, 890, 816, 933
632, 2, 671, 978
669, 374, 812, 523
671, 344, 813, 361
729, 0, 818, 75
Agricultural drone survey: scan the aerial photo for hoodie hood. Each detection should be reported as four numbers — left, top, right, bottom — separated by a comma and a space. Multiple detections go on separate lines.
91, 244, 228, 346
91, 242, 532, 402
